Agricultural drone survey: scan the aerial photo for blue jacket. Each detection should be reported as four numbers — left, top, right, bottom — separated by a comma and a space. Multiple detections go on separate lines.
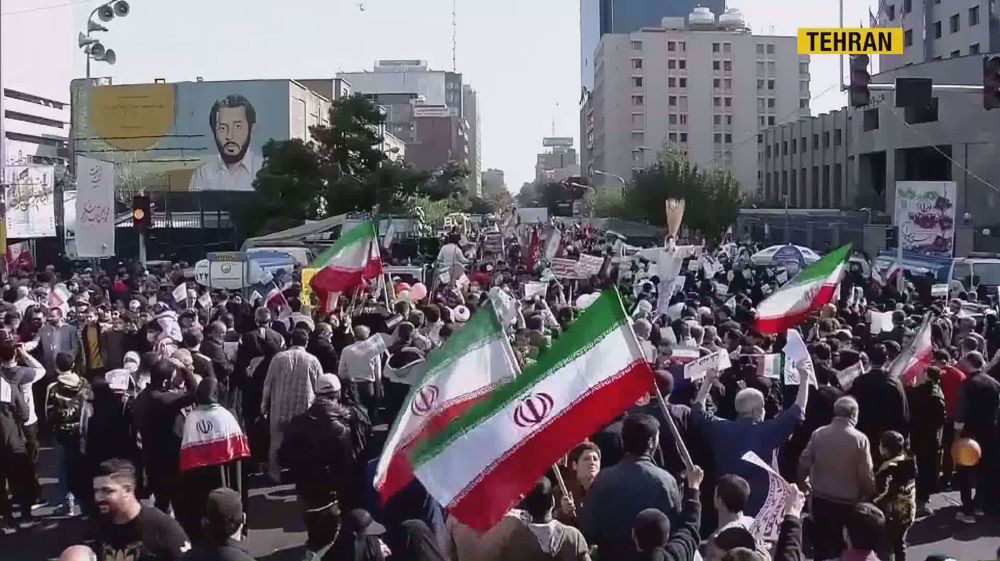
579, 455, 682, 560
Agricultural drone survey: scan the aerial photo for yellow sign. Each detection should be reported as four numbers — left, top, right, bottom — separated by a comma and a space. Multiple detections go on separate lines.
797, 28, 904, 55
90, 84, 176, 151
301, 268, 319, 309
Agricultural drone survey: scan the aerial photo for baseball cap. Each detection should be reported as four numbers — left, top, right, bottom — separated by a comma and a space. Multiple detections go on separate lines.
205, 487, 243, 527
315, 373, 342, 395
345, 509, 386, 536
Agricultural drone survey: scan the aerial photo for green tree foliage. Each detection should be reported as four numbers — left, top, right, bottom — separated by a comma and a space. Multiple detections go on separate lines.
621, 148, 743, 243
242, 94, 469, 237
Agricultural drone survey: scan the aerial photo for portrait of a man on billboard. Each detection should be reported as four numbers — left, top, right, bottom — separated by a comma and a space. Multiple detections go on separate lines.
189, 94, 262, 191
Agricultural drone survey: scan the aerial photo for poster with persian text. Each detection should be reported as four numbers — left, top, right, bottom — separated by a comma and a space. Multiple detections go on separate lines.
3, 165, 56, 238
75, 156, 116, 258
894, 181, 957, 258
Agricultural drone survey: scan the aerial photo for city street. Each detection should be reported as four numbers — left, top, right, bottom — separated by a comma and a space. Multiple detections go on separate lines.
3, 441, 998, 560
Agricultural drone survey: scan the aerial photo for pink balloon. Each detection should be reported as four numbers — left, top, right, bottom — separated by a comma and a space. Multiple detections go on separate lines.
410, 283, 428, 300
396, 282, 412, 293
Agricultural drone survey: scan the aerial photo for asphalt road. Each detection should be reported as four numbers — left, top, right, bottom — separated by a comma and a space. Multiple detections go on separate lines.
3, 444, 998, 560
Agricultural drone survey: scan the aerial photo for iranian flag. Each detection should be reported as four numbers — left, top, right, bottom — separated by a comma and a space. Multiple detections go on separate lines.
411, 289, 655, 531
310, 220, 383, 296
894, 315, 934, 387
375, 301, 519, 502
755, 244, 851, 334
180, 405, 250, 473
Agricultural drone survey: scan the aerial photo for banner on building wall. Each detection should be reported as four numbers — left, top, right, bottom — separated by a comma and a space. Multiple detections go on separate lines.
75, 156, 116, 258
894, 181, 957, 258
3, 165, 56, 238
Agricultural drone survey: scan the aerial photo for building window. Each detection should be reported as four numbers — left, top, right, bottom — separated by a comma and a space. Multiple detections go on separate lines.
835, 129, 842, 145
757, 79, 764, 90
768, 116, 775, 125
758, 134, 764, 144
767, 62, 776, 74
950, 13, 959, 33
970, 43, 980, 54
801, 136, 807, 148
757, 97, 766, 111
887, 4, 895, 20
713, 78, 721, 89
812, 134, 819, 149
766, 145, 771, 158
766, 43, 775, 54
799, 98, 809, 108
823, 131, 830, 148
933, 21, 942, 38
713, 60, 721, 71
969, 6, 980, 25
632, 95, 644, 105
669, 77, 677, 87
667, 41, 675, 51
713, 42, 720, 52
767, 79, 775, 90
723, 43, 732, 53
724, 97, 732, 107
668, 59, 676, 69
714, 133, 722, 143
680, 133, 688, 142
669, 114, 678, 125
791, 138, 797, 153
632, 113, 645, 128
713, 114, 721, 125
714, 97, 721, 107
782, 141, 788, 155
723, 78, 731, 90
951, 50, 961, 57
904, 29, 913, 46
725, 115, 732, 125
679, 113, 687, 124
679, 41, 686, 52
767, 98, 776, 108
799, 61, 809, 74
678, 60, 686, 69
669, 95, 677, 106
631, 40, 642, 50
756, 43, 764, 54
757, 62, 765, 76
725, 133, 732, 143
905, 97, 938, 124
863, 108, 879, 131
760, 116, 767, 127
903, 0, 911, 13
668, 133, 677, 142
723, 60, 732, 72
632, 58, 643, 69
679, 78, 687, 87
633, 76, 644, 87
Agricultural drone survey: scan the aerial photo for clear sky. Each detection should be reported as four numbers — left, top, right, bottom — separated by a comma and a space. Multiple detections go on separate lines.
3, 0, 876, 191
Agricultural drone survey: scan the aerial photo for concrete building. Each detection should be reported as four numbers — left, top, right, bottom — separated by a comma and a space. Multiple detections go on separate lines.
2, 88, 70, 166
581, 0, 725, 92
337, 60, 477, 176
482, 168, 506, 195
877, 0, 999, 72
752, 55, 1000, 253
463, 85, 482, 195
582, 8, 809, 194
536, 137, 580, 182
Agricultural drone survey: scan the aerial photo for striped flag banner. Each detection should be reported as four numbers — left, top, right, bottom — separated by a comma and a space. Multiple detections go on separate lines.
756, 353, 783, 379
755, 244, 851, 334
411, 289, 654, 531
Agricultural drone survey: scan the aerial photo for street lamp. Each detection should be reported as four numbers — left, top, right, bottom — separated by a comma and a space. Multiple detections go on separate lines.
634, 145, 656, 166
77, 1, 130, 78
859, 207, 872, 224
593, 169, 627, 197
569, 181, 596, 219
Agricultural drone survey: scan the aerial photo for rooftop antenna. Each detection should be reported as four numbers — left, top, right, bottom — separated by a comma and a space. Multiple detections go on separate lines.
451, 0, 457, 71
552, 102, 559, 135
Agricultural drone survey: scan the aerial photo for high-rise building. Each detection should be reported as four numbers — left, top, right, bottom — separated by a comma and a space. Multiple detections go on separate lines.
876, 0, 998, 72
536, 137, 580, 182
482, 168, 506, 195
581, 0, 725, 92
582, 8, 809, 195
2, 88, 69, 166
337, 60, 478, 176
463, 85, 482, 196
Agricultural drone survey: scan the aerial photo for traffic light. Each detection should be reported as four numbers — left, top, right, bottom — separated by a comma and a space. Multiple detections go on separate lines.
984, 55, 1000, 111
132, 195, 151, 232
849, 54, 871, 108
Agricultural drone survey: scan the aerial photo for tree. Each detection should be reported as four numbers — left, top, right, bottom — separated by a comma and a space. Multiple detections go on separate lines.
622, 148, 743, 243
310, 94, 387, 177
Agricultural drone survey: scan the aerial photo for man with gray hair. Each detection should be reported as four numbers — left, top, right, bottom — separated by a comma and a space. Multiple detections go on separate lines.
58, 545, 97, 561
692, 360, 810, 517
798, 395, 875, 559
338, 323, 398, 423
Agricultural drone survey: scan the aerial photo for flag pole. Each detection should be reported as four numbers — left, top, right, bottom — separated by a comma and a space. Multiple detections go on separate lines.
652, 388, 694, 472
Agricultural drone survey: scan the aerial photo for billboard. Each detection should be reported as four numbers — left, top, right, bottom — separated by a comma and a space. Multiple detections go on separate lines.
75, 156, 116, 258
894, 181, 957, 258
71, 80, 293, 193
3, 165, 56, 238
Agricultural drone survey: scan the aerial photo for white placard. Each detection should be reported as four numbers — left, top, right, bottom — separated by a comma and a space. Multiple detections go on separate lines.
687, 258, 701, 272
742, 451, 793, 543
931, 284, 949, 298
523, 281, 549, 301
74, 157, 116, 256
3, 165, 56, 238
776, 270, 788, 284
576, 254, 605, 279
836, 361, 864, 390
714, 282, 729, 296
173, 283, 188, 302
105, 369, 131, 392
783, 329, 817, 386
684, 349, 731, 381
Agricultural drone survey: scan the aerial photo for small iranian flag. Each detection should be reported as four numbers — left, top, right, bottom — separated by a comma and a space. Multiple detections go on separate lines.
180, 405, 250, 473
411, 289, 655, 531
375, 301, 518, 502
756, 353, 782, 379
310, 220, 383, 296
894, 315, 934, 387
755, 244, 851, 334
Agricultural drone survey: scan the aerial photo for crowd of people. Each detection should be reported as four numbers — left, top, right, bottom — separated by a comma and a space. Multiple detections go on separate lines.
0, 220, 998, 561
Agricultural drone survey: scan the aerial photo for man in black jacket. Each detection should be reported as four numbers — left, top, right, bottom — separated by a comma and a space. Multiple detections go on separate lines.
954, 351, 1000, 522
307, 323, 339, 375
630, 465, 704, 561
849, 344, 909, 464
201, 322, 235, 410
280, 373, 357, 559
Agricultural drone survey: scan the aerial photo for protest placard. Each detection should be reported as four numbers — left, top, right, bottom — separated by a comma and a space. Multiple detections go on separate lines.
551, 258, 578, 279
523, 281, 549, 300
576, 254, 605, 279
684, 349, 731, 381
742, 451, 793, 543
783, 329, 817, 386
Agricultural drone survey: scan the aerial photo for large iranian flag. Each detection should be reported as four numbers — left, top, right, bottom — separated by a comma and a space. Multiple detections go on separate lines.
375, 301, 519, 502
894, 315, 934, 387
756, 244, 851, 334
411, 289, 655, 531
309, 220, 383, 295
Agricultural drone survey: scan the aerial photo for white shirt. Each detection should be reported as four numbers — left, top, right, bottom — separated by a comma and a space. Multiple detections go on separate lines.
188, 151, 263, 192
337, 334, 390, 383
13, 297, 35, 316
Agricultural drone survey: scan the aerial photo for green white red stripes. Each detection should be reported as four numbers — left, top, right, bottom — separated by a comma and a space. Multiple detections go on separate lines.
895, 315, 933, 386
179, 405, 250, 473
412, 289, 655, 532
310, 220, 383, 295
755, 244, 851, 334
375, 301, 518, 502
